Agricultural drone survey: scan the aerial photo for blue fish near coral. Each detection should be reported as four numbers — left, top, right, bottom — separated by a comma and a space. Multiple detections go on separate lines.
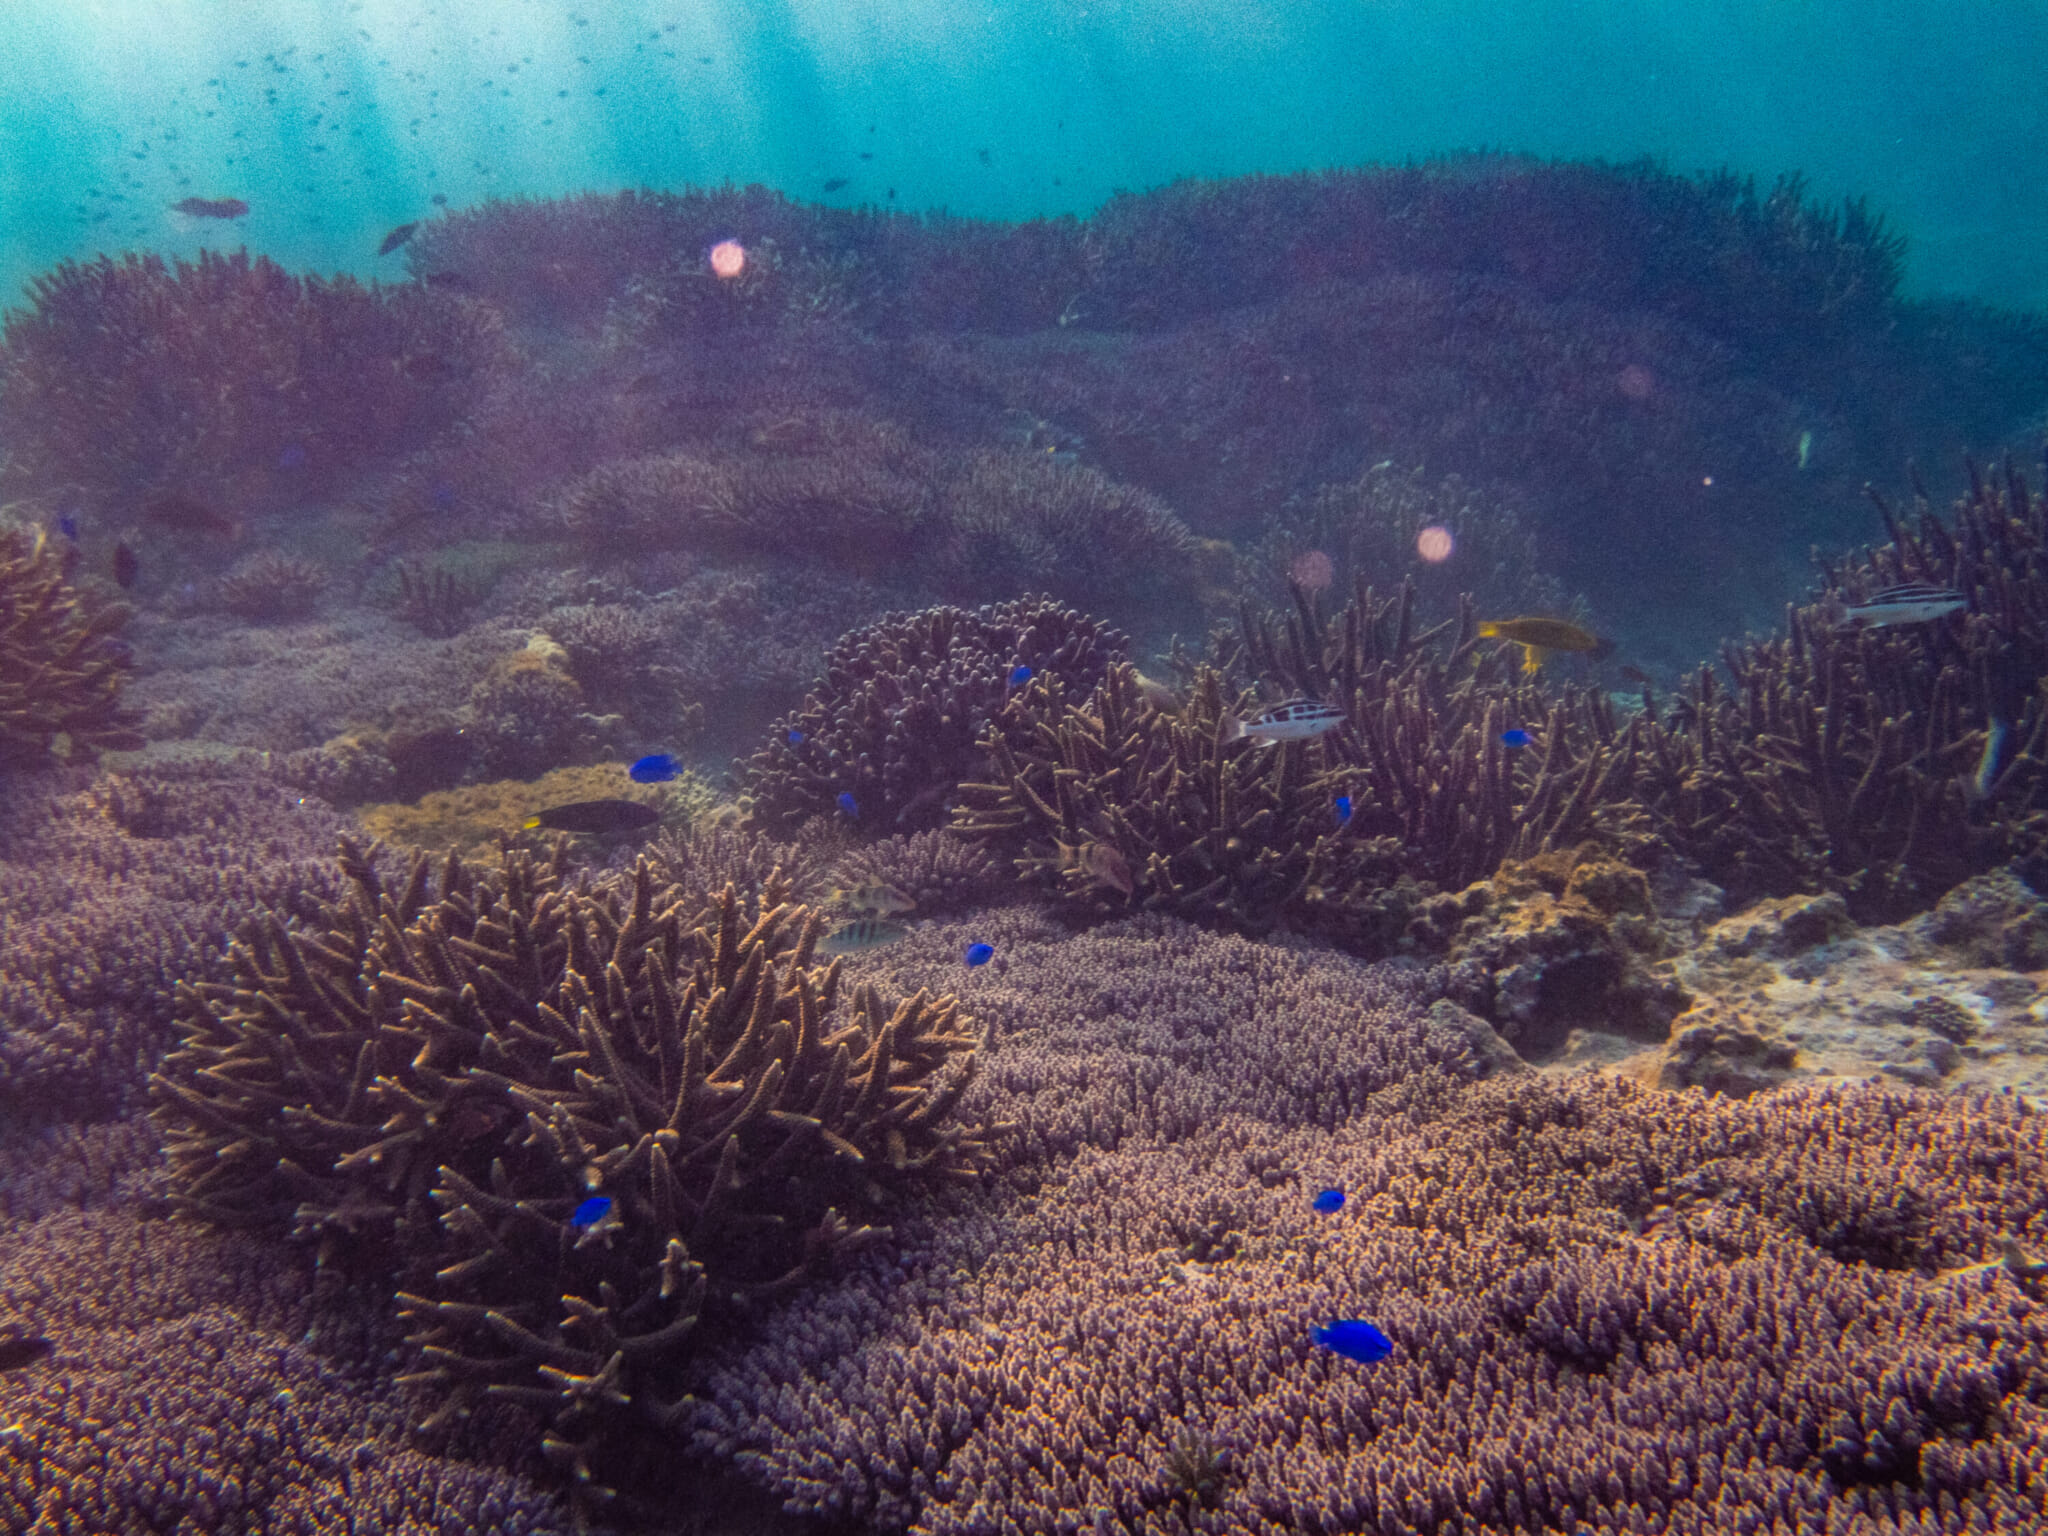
1500, 729, 1534, 749
837, 791, 860, 818
1007, 664, 1034, 689
1333, 795, 1353, 827
1311, 1187, 1345, 1214
570, 1196, 613, 1228
1314, 1319, 1393, 1364
963, 942, 995, 967
629, 753, 681, 783
788, 729, 806, 745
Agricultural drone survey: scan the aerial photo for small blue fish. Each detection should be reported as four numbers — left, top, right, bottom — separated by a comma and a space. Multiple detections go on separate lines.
1311, 1188, 1345, 1214
1333, 795, 1352, 826
1500, 729, 1534, 749
570, 1196, 613, 1228
1314, 1320, 1393, 1364
963, 942, 995, 967
630, 753, 680, 783
837, 791, 859, 818
57, 515, 79, 543
787, 729, 806, 745
1007, 664, 1033, 689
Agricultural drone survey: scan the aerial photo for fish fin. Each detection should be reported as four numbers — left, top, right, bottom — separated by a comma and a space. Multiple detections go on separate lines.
521, 816, 543, 830
1477, 621, 1500, 639
1520, 644, 1543, 675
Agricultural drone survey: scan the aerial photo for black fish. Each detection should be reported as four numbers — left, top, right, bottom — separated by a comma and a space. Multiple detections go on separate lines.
377, 220, 420, 255
0, 1334, 52, 1372
821, 177, 849, 193
522, 799, 661, 835
113, 541, 139, 589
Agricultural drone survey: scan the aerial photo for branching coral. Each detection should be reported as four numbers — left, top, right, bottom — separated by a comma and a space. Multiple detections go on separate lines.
0, 250, 505, 509
1627, 458, 2048, 921
149, 835, 991, 1509
0, 526, 144, 763
742, 596, 1127, 836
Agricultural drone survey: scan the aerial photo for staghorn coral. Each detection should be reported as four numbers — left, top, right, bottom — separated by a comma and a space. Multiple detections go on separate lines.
683, 919, 2048, 1536
149, 835, 992, 1510
1628, 457, 2048, 921
742, 596, 1127, 836
0, 526, 144, 764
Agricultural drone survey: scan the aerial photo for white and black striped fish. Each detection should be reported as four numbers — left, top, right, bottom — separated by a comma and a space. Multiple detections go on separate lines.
1839, 583, 1968, 628
1228, 697, 1347, 743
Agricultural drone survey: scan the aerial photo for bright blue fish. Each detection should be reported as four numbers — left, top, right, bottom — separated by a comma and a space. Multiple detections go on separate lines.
1333, 795, 1353, 827
629, 753, 680, 783
1314, 1320, 1393, 1364
788, 729, 806, 745
837, 791, 859, 818
963, 942, 995, 967
1500, 729, 1534, 749
1311, 1187, 1345, 1214
57, 515, 80, 543
570, 1196, 613, 1228
1007, 664, 1034, 689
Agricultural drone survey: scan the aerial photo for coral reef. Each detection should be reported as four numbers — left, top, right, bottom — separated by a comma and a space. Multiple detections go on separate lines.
150, 836, 992, 1509
215, 549, 328, 623
0, 527, 144, 764
353, 762, 708, 862
1630, 459, 2048, 922
0, 250, 505, 511
0, 762, 350, 1121
683, 911, 2048, 1534
824, 830, 1007, 916
742, 596, 1127, 836
0, 1208, 576, 1534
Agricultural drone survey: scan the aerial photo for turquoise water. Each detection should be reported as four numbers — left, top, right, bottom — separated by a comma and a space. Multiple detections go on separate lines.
4, 0, 2044, 311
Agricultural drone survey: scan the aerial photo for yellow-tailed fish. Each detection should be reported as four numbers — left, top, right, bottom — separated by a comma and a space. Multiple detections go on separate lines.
1477, 616, 1615, 674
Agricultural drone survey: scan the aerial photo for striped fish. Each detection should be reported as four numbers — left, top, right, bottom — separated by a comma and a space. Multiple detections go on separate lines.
1228, 697, 1347, 744
817, 918, 910, 956
1840, 583, 1967, 628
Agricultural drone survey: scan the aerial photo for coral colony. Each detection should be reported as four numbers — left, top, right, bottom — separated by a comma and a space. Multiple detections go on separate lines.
4, 157, 2048, 1536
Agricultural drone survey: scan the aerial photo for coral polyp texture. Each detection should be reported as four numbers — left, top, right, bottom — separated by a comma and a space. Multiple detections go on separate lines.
148, 835, 991, 1510
743, 595, 1128, 836
0, 527, 144, 763
683, 908, 2048, 1535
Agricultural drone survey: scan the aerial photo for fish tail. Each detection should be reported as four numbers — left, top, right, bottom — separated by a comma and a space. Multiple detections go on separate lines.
521, 816, 543, 830
1477, 621, 1501, 639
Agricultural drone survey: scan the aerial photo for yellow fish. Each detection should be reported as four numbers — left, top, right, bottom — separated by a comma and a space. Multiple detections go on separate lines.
1477, 616, 1615, 674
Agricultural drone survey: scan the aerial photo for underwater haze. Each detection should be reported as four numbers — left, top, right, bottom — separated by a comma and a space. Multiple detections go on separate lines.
10, 3, 2048, 1536
5, 0, 2048, 308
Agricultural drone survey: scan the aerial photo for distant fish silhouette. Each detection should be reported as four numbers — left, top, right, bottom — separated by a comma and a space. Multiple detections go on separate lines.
821, 177, 850, 193
377, 220, 420, 255
171, 196, 248, 219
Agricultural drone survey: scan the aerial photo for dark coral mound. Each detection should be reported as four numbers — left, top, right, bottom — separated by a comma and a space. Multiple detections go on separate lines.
742, 595, 1127, 837
1630, 458, 2048, 921
0, 250, 504, 510
0, 527, 144, 764
150, 835, 992, 1511
682, 911, 2048, 1534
